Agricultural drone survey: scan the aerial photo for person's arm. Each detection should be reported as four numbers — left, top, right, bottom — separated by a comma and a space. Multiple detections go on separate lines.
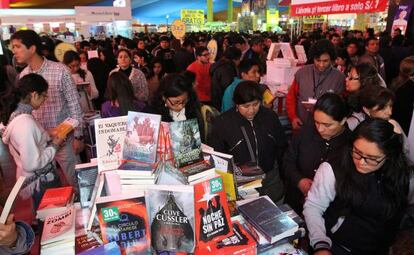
303, 162, 337, 253
86, 71, 99, 100
286, 79, 302, 129
0, 216, 34, 255
283, 132, 305, 185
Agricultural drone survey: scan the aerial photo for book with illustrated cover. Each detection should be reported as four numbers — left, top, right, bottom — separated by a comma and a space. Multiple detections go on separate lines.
194, 221, 257, 255
74, 203, 103, 254
94, 116, 127, 172
146, 185, 195, 253
41, 206, 76, 246
169, 119, 203, 168
193, 175, 233, 249
54, 117, 79, 139
237, 196, 298, 244
78, 242, 121, 255
75, 162, 99, 208
96, 194, 150, 255
123, 111, 161, 167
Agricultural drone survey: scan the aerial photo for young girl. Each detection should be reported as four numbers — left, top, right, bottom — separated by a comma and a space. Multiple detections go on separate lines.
304, 119, 413, 255
0, 74, 66, 212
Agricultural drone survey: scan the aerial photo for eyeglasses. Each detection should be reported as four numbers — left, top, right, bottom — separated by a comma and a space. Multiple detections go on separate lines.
167, 98, 188, 107
350, 148, 386, 166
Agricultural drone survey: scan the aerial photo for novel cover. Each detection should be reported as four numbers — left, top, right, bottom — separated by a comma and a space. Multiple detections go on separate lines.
123, 111, 161, 165
41, 206, 75, 245
96, 197, 151, 255
75, 163, 99, 208
146, 185, 195, 253
194, 176, 232, 248
169, 119, 203, 168
95, 116, 127, 172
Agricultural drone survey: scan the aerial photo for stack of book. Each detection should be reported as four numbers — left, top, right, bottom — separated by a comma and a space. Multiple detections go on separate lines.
40, 206, 76, 255
36, 186, 74, 221
237, 179, 262, 199
106, 169, 155, 195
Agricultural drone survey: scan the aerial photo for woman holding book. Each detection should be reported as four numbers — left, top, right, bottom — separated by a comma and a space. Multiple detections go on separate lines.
304, 119, 414, 255
209, 81, 288, 203
0, 74, 65, 212
283, 93, 350, 214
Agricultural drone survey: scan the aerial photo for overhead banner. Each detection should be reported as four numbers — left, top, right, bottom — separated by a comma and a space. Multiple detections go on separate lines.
391, 3, 413, 35
180, 9, 204, 26
75, 6, 132, 22
291, 0, 388, 16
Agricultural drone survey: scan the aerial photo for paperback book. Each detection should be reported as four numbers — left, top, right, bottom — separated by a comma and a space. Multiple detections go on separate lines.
75, 162, 99, 208
0, 176, 26, 224
96, 194, 151, 255
94, 116, 127, 172
122, 111, 161, 167
146, 185, 195, 253
37, 186, 74, 220
41, 206, 76, 251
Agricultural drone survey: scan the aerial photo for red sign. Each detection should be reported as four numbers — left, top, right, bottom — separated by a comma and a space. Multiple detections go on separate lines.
291, 0, 388, 16
0, 0, 10, 8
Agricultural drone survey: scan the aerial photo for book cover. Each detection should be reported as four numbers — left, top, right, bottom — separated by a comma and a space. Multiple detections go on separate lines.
193, 176, 232, 249
78, 242, 121, 255
54, 117, 79, 139
75, 162, 99, 208
169, 119, 203, 168
123, 111, 161, 165
41, 206, 76, 246
215, 171, 237, 202
94, 116, 127, 172
0, 176, 26, 224
237, 196, 298, 244
195, 221, 257, 255
146, 185, 195, 253
96, 195, 151, 255
38, 186, 74, 211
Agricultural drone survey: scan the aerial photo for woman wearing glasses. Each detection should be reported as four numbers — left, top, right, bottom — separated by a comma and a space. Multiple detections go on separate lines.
144, 73, 205, 141
284, 93, 350, 214
304, 119, 413, 255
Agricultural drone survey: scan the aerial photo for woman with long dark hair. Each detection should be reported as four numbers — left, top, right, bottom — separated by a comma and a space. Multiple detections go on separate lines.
101, 72, 146, 118
87, 57, 109, 110
0, 74, 65, 211
304, 119, 413, 255
146, 57, 165, 104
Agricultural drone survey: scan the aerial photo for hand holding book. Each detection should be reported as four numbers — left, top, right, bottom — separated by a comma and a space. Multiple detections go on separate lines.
0, 214, 18, 248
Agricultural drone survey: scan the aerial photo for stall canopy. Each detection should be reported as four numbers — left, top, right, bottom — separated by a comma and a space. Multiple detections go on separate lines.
291, 0, 388, 16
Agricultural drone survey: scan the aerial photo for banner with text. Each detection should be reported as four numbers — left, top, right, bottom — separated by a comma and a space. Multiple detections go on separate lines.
291, 0, 388, 16
181, 9, 205, 26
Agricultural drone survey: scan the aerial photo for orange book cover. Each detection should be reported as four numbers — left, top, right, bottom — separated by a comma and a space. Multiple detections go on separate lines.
54, 117, 79, 139
38, 186, 74, 210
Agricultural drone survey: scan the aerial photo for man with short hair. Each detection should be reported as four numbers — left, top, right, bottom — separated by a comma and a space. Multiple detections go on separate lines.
286, 39, 345, 130
346, 39, 360, 66
11, 30, 83, 187
187, 46, 212, 104
329, 33, 341, 49
359, 37, 386, 80
243, 36, 266, 74
153, 36, 175, 73
210, 46, 242, 110
221, 59, 261, 112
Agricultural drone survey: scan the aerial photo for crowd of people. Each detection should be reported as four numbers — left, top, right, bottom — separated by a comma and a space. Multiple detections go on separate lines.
0, 26, 414, 254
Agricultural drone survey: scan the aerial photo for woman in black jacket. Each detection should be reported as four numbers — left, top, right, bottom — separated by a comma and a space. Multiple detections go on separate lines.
284, 93, 351, 214
209, 81, 288, 203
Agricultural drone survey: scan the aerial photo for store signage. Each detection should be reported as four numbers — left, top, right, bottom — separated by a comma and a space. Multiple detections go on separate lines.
391, 3, 413, 35
75, 6, 132, 22
291, 0, 388, 16
181, 9, 205, 26
1, 15, 75, 24
266, 8, 280, 25
303, 15, 326, 24
0, 0, 9, 8
171, 20, 186, 39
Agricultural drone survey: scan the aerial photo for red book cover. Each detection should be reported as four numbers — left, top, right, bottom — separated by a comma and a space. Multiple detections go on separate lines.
96, 196, 150, 255
38, 186, 74, 210
195, 221, 257, 255
194, 176, 233, 249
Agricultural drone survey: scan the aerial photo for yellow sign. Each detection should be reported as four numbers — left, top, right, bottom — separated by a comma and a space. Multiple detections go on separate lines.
171, 20, 186, 39
54, 42, 77, 62
266, 8, 279, 25
303, 15, 326, 24
181, 9, 205, 26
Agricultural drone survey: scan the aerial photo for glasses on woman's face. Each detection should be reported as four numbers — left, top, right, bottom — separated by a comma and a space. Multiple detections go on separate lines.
350, 147, 386, 166
167, 98, 188, 107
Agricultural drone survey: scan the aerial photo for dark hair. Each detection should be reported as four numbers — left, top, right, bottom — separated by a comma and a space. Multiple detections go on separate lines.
87, 57, 109, 108
106, 72, 138, 116
182, 39, 195, 48
148, 57, 165, 79
249, 36, 263, 46
309, 39, 336, 61
0, 73, 48, 124
63, 50, 86, 81
80, 40, 90, 50
365, 37, 378, 47
329, 33, 340, 41
314, 93, 348, 121
392, 35, 405, 47
360, 86, 394, 111
116, 48, 132, 59
238, 59, 258, 78
195, 46, 209, 57
337, 118, 412, 218
223, 46, 242, 61
98, 48, 117, 70
233, 81, 262, 105
354, 63, 381, 88
10, 30, 43, 56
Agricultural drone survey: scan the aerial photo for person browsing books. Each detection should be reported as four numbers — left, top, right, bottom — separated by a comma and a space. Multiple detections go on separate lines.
303, 119, 414, 255
0, 74, 65, 212
209, 82, 288, 203
0, 214, 34, 254
283, 93, 350, 214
